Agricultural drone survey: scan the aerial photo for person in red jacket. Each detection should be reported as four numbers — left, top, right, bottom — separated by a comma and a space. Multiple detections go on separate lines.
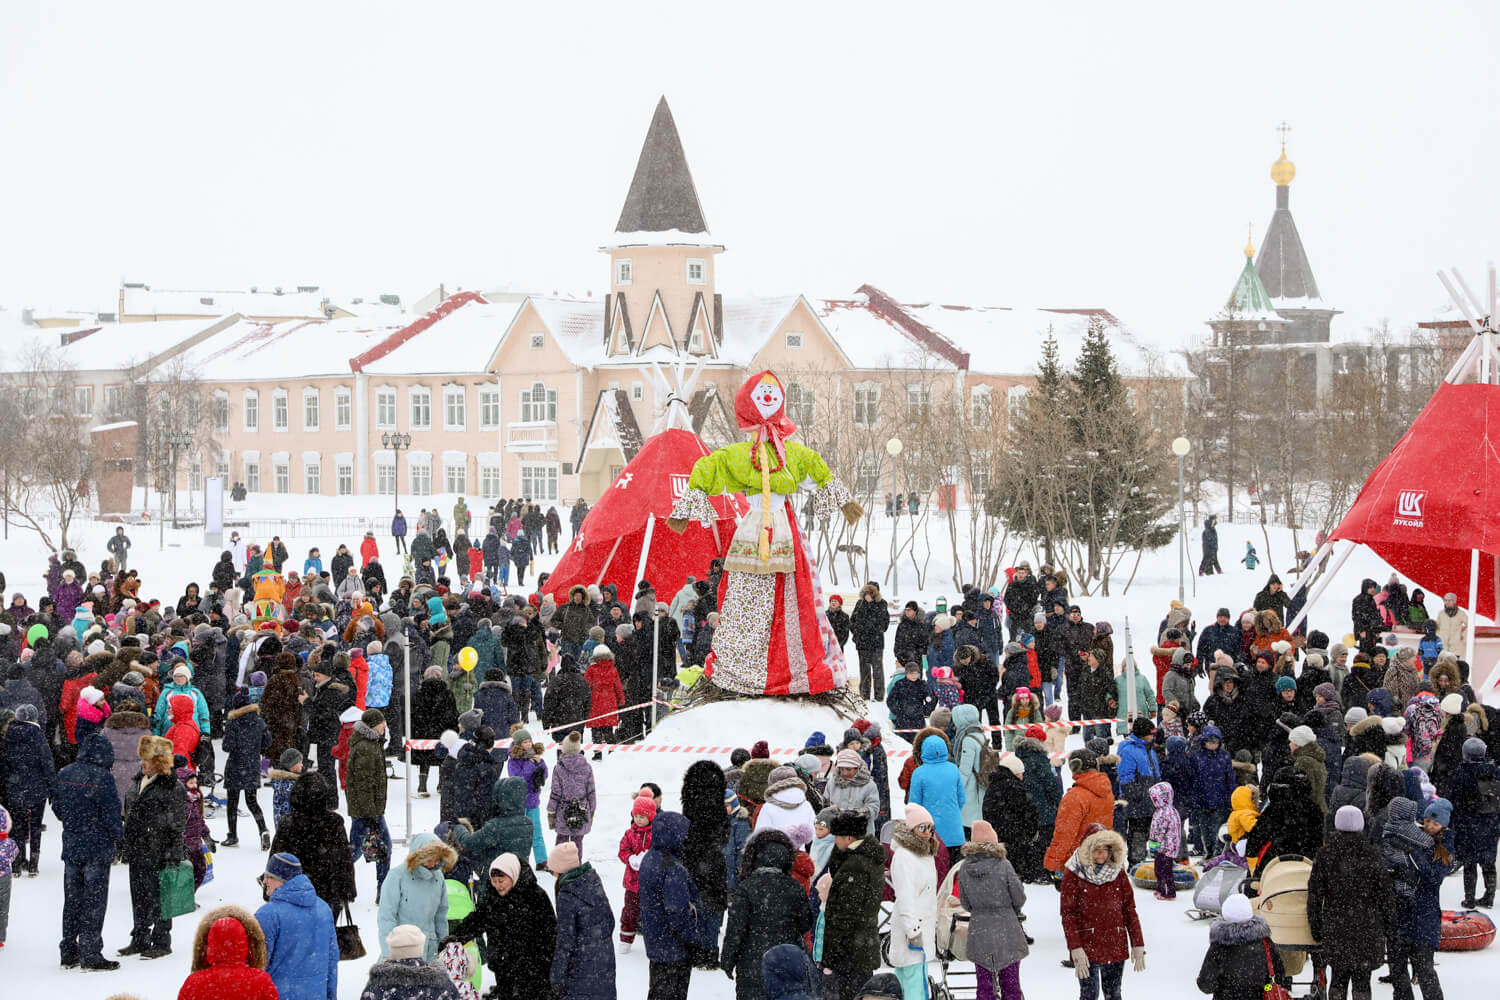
360, 530, 380, 568
347, 646, 370, 710
328, 705, 360, 790
467, 544, 484, 585
166, 693, 202, 762
1060, 826, 1145, 995
58, 651, 104, 750
178, 906, 279, 1000
584, 645, 626, 749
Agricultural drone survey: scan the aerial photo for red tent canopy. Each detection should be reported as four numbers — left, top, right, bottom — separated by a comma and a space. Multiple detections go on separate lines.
543, 428, 747, 604
1327, 381, 1500, 620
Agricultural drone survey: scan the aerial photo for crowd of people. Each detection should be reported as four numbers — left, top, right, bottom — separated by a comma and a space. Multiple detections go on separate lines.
0, 519, 1498, 1000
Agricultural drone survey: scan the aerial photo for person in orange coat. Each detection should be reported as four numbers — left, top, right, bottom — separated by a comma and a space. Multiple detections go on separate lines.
583, 646, 626, 747
177, 906, 279, 1000
360, 530, 380, 568
1043, 748, 1118, 873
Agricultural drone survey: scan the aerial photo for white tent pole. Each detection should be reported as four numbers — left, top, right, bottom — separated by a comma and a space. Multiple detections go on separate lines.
593, 534, 624, 589
1438, 272, 1484, 333
1286, 539, 1335, 600
1287, 540, 1357, 634
1466, 548, 1480, 666
632, 514, 656, 599
1442, 335, 1482, 384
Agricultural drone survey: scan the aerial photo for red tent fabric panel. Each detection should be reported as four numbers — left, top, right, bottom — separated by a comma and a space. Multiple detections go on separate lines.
1329, 382, 1500, 619
543, 428, 748, 604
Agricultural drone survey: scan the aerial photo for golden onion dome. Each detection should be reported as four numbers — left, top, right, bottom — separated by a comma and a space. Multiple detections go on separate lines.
1271, 149, 1296, 186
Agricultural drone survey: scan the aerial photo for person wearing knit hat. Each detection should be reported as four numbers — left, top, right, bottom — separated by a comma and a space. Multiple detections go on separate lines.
1423, 797, 1452, 830
1334, 805, 1364, 833
1288, 726, 1316, 749
968, 819, 999, 844
1275, 675, 1297, 696
750, 740, 770, 759
277, 748, 303, 771
546, 840, 580, 876
1220, 893, 1254, 923
827, 748, 879, 836
756, 764, 818, 847
263, 851, 303, 883
1024, 724, 1047, 742
1313, 682, 1338, 704
381, 923, 430, 963
998, 754, 1025, 778
548, 730, 593, 853
360, 708, 385, 728
1440, 693, 1464, 716
888, 798, 940, 993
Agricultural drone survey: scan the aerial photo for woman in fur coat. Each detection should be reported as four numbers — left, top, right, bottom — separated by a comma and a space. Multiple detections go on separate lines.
1195, 894, 1286, 1000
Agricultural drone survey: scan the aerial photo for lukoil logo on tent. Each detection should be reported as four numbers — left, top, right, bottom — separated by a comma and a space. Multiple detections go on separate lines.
670, 474, 690, 499
1394, 490, 1426, 527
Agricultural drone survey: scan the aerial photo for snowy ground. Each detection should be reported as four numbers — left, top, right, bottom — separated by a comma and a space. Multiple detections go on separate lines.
3, 491, 1497, 998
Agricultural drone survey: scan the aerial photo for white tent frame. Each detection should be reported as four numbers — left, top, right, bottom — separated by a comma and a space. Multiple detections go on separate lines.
1288, 265, 1498, 669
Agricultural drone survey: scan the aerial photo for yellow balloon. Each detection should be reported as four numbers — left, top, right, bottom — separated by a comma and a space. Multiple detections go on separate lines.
458, 647, 478, 672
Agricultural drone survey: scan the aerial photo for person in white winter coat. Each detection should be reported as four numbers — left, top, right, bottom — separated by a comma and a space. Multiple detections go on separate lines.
824, 749, 881, 836
889, 803, 940, 1000
1434, 594, 1468, 657
753, 765, 818, 847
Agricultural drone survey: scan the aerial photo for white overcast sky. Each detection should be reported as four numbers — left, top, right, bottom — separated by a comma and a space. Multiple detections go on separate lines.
2, 1, 1497, 353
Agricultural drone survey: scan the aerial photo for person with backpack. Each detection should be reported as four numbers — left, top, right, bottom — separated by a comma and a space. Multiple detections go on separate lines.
547, 732, 597, 854
953, 703, 998, 841
1449, 737, 1499, 908
1116, 718, 1162, 865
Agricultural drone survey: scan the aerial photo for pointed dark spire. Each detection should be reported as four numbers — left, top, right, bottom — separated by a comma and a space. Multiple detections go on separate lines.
615, 98, 709, 235
1255, 163, 1321, 302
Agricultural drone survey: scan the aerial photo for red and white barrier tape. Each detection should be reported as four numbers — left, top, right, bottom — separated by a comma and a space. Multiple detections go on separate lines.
403, 696, 679, 751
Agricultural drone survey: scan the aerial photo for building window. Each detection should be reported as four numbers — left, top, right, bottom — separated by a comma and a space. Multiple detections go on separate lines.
631, 381, 644, 401
1006, 384, 1029, 422
480, 464, 501, 499
75, 385, 93, 417
375, 462, 395, 495
479, 387, 500, 429
616, 259, 632, 285
376, 387, 397, 429
970, 386, 992, 428
529, 333, 545, 350
520, 381, 556, 422
444, 386, 466, 430
409, 463, 431, 496
688, 329, 705, 353
245, 460, 260, 492
189, 458, 202, 493
335, 387, 351, 430
853, 383, 880, 427
786, 382, 814, 427
686, 258, 705, 284
212, 392, 229, 432
304, 460, 320, 495
785, 331, 803, 350
969, 450, 992, 498
104, 384, 126, 418
274, 462, 289, 493
243, 391, 259, 431
410, 386, 431, 430
855, 452, 880, 496
302, 389, 319, 431
445, 462, 466, 494
215, 458, 229, 482
520, 463, 558, 501
337, 462, 353, 496
272, 389, 289, 431
906, 384, 931, 422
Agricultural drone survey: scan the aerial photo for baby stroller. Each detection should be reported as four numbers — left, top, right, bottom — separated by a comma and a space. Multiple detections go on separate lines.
1188, 846, 1250, 921
1249, 854, 1326, 998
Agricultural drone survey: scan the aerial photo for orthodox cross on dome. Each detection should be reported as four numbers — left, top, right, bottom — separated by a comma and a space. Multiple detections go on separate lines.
1276, 120, 1292, 151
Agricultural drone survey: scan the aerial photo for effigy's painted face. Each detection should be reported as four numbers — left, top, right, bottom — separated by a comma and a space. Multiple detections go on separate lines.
752, 380, 783, 419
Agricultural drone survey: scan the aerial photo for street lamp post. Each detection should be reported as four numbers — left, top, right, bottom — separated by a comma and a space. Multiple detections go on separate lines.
161, 431, 193, 529
1172, 436, 1192, 602
886, 437, 903, 597
381, 431, 413, 519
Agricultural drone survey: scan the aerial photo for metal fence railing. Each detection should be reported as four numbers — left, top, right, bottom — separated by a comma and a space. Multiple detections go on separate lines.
227, 516, 388, 538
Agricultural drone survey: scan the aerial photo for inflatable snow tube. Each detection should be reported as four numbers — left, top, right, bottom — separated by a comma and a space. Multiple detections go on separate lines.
1130, 860, 1196, 890
1439, 909, 1495, 952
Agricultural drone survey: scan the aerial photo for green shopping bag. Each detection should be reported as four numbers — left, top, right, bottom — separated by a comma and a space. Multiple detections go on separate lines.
159, 860, 197, 920
445, 878, 483, 991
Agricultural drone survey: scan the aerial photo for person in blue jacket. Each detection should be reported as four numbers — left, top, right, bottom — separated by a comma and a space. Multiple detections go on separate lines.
392, 509, 408, 555
52, 732, 123, 969
1187, 725, 1236, 856
907, 732, 965, 863
1116, 717, 1162, 865
639, 810, 714, 1000
255, 852, 340, 1000
151, 663, 210, 737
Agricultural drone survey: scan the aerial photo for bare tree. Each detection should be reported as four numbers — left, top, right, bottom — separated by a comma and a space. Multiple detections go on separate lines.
0, 343, 95, 551
140, 355, 220, 520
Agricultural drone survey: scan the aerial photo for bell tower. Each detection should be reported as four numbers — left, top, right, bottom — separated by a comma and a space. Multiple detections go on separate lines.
602, 98, 724, 360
